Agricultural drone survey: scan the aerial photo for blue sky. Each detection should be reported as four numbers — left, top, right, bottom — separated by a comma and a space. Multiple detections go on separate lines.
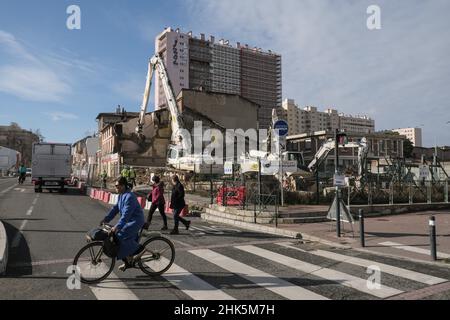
0, 0, 449, 146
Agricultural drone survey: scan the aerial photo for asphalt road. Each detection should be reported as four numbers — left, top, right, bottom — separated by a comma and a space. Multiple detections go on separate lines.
1, 177, 450, 300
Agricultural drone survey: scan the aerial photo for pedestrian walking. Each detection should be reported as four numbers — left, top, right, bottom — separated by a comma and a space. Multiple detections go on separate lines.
129, 166, 137, 187
121, 165, 132, 189
169, 175, 190, 235
143, 175, 168, 231
100, 169, 108, 189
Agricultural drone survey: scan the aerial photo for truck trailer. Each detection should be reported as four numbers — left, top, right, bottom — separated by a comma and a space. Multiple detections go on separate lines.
31, 142, 72, 193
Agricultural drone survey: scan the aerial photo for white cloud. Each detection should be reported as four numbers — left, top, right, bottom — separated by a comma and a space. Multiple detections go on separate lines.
0, 65, 70, 102
44, 111, 79, 121
0, 30, 73, 102
184, 0, 450, 146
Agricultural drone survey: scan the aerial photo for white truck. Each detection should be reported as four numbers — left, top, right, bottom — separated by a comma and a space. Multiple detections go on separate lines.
31, 142, 72, 193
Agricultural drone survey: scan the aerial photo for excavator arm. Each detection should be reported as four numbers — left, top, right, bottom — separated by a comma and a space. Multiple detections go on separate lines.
135, 54, 190, 154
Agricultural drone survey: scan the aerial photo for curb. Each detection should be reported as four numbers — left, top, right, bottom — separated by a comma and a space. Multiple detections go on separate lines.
0, 220, 8, 275
201, 213, 302, 239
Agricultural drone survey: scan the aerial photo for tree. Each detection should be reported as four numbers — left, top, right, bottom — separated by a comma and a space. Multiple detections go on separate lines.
403, 139, 414, 158
32, 129, 45, 142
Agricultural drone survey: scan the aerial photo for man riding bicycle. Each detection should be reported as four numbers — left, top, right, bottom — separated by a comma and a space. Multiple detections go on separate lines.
18, 164, 27, 183
100, 177, 145, 271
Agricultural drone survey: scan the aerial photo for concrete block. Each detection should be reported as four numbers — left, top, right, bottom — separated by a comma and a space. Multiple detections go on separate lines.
0, 221, 8, 275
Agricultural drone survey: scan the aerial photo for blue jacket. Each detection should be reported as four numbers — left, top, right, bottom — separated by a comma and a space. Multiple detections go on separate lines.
104, 190, 144, 231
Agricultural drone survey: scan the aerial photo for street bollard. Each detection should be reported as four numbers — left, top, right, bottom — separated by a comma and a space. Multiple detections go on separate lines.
430, 216, 437, 261
359, 209, 365, 247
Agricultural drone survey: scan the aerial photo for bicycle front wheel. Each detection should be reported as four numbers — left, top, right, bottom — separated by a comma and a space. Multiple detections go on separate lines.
137, 236, 175, 276
72, 241, 115, 284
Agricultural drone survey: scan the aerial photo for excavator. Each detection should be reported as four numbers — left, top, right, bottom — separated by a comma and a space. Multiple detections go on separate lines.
134, 54, 210, 172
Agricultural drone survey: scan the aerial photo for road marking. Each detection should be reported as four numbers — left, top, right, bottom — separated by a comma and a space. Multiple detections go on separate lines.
11, 220, 28, 248
192, 226, 225, 234
190, 226, 206, 235
13, 188, 26, 192
379, 241, 450, 259
83, 263, 138, 300
0, 183, 17, 194
26, 206, 34, 216
237, 245, 403, 299
277, 242, 447, 285
145, 257, 235, 300
190, 249, 327, 300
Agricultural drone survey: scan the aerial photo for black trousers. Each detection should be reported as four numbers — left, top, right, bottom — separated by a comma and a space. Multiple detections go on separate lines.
173, 208, 188, 229
147, 202, 167, 226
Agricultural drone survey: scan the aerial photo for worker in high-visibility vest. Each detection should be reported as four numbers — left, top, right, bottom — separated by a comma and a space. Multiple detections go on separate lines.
121, 166, 130, 180
129, 166, 137, 187
100, 170, 108, 189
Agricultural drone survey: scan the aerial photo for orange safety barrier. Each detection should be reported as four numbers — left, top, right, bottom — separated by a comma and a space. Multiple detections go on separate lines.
90, 189, 95, 198
137, 197, 146, 209
102, 192, 110, 203
165, 201, 189, 217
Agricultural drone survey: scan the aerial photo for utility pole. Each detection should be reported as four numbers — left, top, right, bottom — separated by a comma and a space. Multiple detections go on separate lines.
335, 129, 341, 238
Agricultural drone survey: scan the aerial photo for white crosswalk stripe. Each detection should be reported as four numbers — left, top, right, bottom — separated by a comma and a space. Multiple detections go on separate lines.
189, 249, 328, 300
145, 257, 235, 300
379, 241, 450, 259
236, 245, 403, 298
81, 242, 448, 300
88, 272, 139, 300
277, 242, 447, 285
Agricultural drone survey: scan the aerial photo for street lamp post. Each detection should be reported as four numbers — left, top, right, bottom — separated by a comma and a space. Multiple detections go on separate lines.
335, 129, 341, 238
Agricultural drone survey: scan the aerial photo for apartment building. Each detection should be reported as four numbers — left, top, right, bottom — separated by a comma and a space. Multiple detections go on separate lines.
154, 27, 281, 129
391, 127, 423, 147
282, 99, 375, 135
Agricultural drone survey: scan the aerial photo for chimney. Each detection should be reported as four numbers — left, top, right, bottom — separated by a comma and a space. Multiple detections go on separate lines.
200, 33, 205, 41
210, 35, 215, 43
236, 42, 241, 48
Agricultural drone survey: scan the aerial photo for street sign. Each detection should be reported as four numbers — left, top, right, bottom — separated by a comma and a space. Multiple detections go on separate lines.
274, 120, 289, 137
419, 165, 429, 180
224, 161, 233, 175
334, 174, 346, 187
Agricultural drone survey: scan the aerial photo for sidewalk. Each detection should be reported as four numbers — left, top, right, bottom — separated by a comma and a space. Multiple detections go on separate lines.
200, 196, 450, 265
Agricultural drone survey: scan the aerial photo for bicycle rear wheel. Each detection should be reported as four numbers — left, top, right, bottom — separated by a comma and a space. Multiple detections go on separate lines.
72, 241, 115, 284
137, 236, 175, 276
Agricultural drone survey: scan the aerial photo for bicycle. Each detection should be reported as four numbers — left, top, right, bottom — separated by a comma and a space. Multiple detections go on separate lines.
72, 224, 175, 284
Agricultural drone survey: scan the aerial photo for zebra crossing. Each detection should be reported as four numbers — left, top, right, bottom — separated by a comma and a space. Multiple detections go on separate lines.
85, 241, 450, 300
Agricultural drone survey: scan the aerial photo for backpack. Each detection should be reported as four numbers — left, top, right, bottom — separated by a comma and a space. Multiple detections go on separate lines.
102, 235, 119, 258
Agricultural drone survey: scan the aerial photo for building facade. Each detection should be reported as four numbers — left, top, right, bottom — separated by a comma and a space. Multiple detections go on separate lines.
391, 128, 422, 147
282, 99, 375, 135
0, 123, 40, 167
155, 27, 281, 129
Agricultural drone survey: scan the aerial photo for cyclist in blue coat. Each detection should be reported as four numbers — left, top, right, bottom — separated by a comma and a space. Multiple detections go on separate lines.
101, 177, 145, 271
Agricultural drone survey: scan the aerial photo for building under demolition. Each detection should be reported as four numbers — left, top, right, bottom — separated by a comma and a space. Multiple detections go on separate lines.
96, 89, 259, 178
